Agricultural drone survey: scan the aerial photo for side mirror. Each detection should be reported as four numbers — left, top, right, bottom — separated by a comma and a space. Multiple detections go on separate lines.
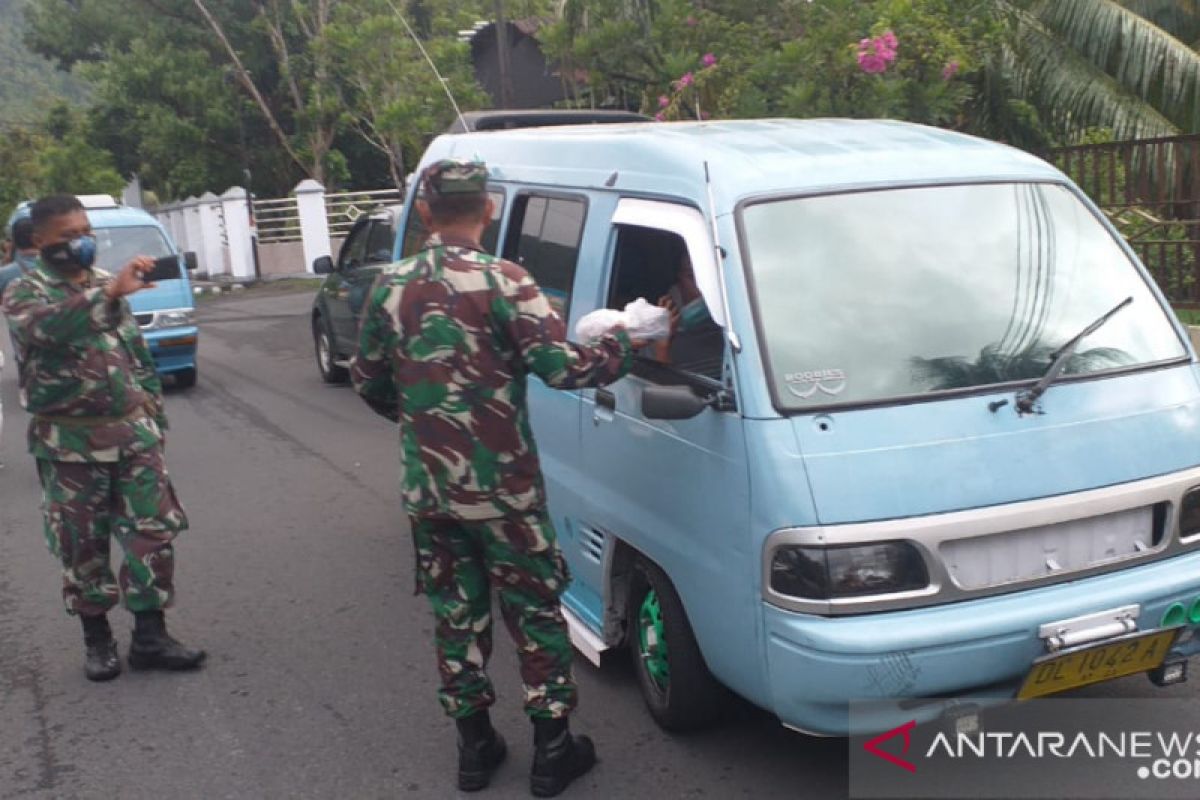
642, 384, 709, 420
183, 251, 198, 271
313, 255, 334, 275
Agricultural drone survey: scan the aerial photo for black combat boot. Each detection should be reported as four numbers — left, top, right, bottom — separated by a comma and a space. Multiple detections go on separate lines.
530, 718, 596, 798
456, 710, 507, 791
81, 614, 120, 682
128, 610, 206, 671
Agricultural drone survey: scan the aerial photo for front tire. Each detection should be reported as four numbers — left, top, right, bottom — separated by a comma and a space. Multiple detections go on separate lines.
174, 366, 197, 389
313, 315, 348, 384
630, 557, 724, 731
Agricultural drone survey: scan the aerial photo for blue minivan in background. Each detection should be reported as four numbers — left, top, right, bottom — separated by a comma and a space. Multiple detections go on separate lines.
369, 118, 1200, 737
78, 195, 200, 387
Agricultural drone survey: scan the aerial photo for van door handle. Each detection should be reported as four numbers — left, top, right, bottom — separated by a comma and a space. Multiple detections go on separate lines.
596, 389, 616, 411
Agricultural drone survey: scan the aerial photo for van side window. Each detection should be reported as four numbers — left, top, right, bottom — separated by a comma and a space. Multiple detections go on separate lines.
609, 226, 725, 385
400, 190, 506, 259
502, 194, 587, 318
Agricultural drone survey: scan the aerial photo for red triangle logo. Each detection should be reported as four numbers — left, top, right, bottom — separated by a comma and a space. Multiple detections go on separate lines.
863, 720, 917, 773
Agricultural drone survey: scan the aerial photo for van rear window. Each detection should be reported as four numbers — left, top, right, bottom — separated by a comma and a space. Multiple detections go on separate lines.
741, 182, 1187, 410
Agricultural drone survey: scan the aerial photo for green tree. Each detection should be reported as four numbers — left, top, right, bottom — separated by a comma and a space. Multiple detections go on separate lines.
1003, 0, 1200, 139
328, 0, 489, 189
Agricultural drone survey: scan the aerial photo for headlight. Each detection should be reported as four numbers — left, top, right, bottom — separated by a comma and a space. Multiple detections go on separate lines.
1180, 486, 1200, 538
156, 309, 195, 328
770, 541, 929, 599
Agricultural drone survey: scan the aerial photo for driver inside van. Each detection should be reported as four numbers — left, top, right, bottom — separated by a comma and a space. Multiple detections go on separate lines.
651, 252, 724, 378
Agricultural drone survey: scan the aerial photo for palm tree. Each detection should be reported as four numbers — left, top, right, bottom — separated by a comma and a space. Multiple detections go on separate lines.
1005, 0, 1200, 139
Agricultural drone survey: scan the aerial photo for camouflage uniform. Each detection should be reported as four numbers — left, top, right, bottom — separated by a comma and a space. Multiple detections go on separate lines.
2, 260, 185, 616
352, 161, 633, 720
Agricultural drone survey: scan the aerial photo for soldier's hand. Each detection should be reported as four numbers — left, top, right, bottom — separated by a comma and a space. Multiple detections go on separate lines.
105, 256, 156, 300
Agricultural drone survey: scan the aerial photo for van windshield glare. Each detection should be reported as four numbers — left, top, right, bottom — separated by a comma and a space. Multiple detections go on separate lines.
740, 182, 1187, 410
93, 226, 174, 273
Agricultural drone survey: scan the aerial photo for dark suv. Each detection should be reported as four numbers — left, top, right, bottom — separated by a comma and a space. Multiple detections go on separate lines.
309, 109, 649, 383
310, 205, 401, 383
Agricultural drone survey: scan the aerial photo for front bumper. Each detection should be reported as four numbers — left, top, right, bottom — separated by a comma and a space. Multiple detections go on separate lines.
764, 550, 1200, 736
143, 326, 198, 374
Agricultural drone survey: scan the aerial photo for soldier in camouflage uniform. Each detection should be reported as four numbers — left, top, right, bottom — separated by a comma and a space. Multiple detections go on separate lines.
352, 160, 638, 796
2, 194, 205, 682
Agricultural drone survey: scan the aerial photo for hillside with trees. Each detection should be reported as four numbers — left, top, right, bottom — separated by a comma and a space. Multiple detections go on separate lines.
6, 0, 1200, 227
0, 0, 88, 124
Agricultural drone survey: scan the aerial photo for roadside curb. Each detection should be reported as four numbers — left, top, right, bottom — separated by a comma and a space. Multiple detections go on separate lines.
191, 273, 318, 296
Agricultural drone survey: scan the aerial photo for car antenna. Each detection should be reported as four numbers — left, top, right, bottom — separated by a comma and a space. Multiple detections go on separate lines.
384, 0, 468, 133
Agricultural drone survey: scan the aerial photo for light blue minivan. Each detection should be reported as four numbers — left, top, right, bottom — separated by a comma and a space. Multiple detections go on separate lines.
397, 119, 1200, 736
79, 195, 199, 387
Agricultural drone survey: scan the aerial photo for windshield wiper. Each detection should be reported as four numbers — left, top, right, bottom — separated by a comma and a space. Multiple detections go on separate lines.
1006, 296, 1133, 415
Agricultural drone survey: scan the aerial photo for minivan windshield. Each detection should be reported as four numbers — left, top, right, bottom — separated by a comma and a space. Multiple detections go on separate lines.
93, 226, 174, 273
741, 182, 1187, 411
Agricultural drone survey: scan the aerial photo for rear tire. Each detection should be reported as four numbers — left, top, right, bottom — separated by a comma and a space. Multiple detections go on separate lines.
314, 315, 348, 384
174, 366, 197, 389
629, 557, 724, 731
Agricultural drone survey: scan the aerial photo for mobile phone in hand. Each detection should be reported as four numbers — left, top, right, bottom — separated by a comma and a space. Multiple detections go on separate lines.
143, 255, 182, 283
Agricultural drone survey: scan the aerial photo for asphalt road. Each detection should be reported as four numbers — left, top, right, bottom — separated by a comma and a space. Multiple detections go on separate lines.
0, 286, 838, 800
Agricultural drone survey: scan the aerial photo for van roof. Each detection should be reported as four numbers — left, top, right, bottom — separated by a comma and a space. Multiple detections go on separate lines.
84, 204, 163, 228
425, 118, 1062, 213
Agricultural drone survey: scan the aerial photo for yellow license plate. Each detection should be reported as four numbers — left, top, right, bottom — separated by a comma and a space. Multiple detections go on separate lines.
1017, 627, 1181, 700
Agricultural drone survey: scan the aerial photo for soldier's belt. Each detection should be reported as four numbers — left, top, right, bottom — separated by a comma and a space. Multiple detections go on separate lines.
34, 408, 149, 428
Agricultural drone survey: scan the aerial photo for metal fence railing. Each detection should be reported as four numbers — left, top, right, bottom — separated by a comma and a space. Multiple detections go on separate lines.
1050, 134, 1200, 306
253, 196, 302, 244
324, 188, 404, 237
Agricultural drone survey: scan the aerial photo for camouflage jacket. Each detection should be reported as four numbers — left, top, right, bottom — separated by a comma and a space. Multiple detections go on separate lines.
352, 232, 634, 520
2, 261, 165, 463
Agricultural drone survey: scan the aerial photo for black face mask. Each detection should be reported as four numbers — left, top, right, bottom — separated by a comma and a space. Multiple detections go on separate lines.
41, 235, 98, 272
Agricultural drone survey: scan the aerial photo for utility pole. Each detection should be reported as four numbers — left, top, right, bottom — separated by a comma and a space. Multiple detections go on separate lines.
493, 0, 515, 108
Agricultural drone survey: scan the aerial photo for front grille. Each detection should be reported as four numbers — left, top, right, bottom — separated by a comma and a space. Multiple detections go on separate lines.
134, 313, 154, 327
940, 504, 1162, 590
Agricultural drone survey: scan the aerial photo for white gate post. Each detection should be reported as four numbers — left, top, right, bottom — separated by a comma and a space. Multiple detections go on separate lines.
167, 204, 185, 249
221, 186, 255, 280
196, 193, 225, 277
294, 179, 331, 274
182, 196, 202, 256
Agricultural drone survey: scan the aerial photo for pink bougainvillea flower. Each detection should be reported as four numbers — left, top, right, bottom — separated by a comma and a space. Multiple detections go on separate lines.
942, 60, 960, 80
677, 71, 695, 88
702, 53, 717, 68
655, 112, 665, 121
685, 15, 698, 27
658, 94, 670, 108
856, 31, 899, 74
700, 111, 712, 120
857, 53, 888, 74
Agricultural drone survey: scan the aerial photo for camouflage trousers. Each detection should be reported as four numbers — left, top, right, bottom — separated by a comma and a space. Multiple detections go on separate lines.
37, 447, 187, 616
410, 510, 578, 720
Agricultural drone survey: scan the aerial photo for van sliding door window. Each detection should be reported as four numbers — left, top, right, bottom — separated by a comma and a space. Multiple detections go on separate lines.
399, 190, 506, 259
502, 194, 587, 319
608, 226, 725, 384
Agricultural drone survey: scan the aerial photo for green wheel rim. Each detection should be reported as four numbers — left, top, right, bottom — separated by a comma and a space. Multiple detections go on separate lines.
638, 589, 670, 691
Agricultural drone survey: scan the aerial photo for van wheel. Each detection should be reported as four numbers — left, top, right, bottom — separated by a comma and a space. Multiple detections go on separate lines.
314, 315, 348, 384
630, 557, 724, 731
175, 366, 197, 389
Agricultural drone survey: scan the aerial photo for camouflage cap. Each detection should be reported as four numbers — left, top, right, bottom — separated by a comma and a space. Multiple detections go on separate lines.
420, 159, 488, 198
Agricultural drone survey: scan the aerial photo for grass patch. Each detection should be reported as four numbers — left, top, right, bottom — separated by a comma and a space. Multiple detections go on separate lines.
1175, 307, 1200, 326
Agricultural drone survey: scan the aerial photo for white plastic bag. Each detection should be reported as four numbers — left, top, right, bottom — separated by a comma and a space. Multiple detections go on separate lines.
574, 298, 671, 342
574, 308, 625, 342
622, 298, 671, 341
